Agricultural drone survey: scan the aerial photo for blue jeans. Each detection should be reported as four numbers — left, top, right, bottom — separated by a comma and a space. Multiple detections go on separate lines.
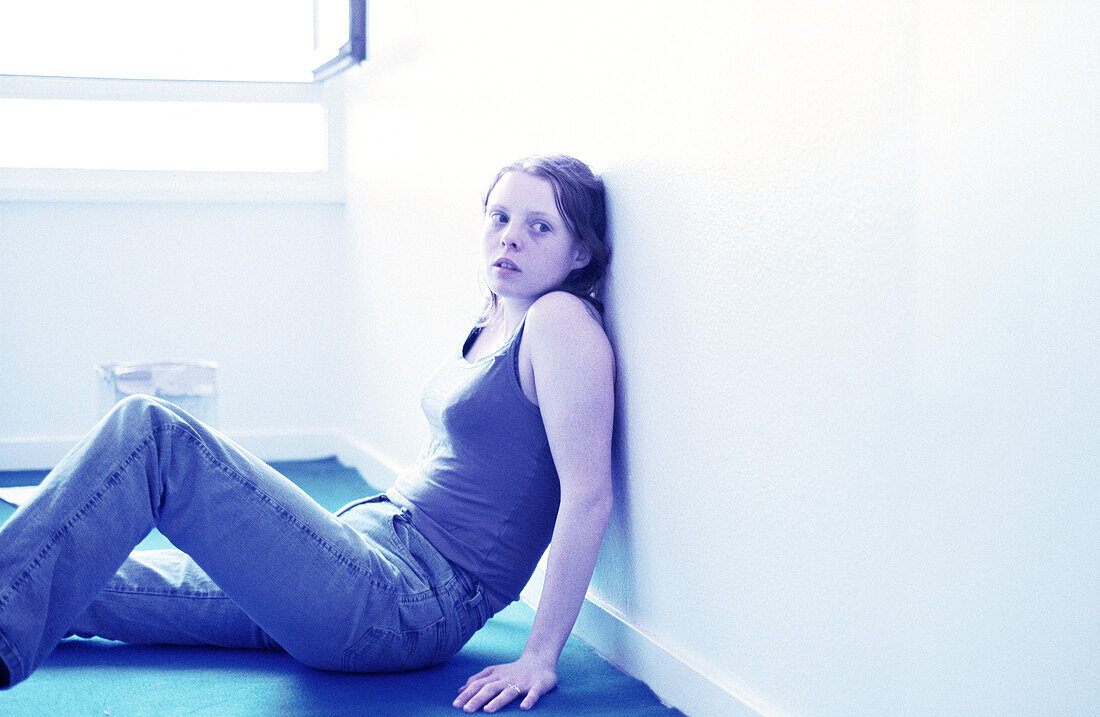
0, 395, 491, 686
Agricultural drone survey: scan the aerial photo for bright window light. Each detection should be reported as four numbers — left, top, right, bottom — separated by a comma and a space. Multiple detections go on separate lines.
0, 99, 327, 172
0, 1, 316, 82
314, 0, 352, 66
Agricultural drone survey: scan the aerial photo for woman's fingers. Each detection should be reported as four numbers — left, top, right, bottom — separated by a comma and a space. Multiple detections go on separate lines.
453, 682, 484, 708
451, 681, 528, 712
453, 678, 499, 711
454, 666, 497, 710
458, 668, 499, 696
481, 681, 522, 713
472, 665, 497, 680
519, 684, 543, 710
453, 662, 555, 711
459, 665, 497, 690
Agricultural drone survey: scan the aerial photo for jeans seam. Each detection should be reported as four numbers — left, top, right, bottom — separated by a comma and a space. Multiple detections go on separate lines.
0, 417, 394, 625
0, 621, 24, 685
385, 516, 451, 604
341, 616, 449, 672
98, 587, 232, 599
0, 430, 160, 613
166, 424, 400, 592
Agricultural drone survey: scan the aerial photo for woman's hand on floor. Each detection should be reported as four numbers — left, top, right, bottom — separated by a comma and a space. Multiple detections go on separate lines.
453, 656, 558, 712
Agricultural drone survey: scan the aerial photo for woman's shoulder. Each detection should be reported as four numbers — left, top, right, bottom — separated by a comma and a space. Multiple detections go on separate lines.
527, 291, 604, 333
528, 290, 604, 323
523, 292, 613, 362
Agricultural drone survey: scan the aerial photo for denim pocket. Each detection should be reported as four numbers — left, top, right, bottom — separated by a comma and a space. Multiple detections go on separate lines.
460, 580, 491, 637
343, 618, 448, 672
440, 578, 490, 659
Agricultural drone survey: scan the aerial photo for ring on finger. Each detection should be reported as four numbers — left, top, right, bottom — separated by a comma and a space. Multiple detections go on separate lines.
507, 683, 522, 695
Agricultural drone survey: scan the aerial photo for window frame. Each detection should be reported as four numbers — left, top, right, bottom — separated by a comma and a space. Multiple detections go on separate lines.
313, 0, 369, 81
0, 74, 346, 204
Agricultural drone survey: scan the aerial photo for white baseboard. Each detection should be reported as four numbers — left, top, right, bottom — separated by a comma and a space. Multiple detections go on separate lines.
0, 430, 342, 471
226, 429, 345, 463
230, 432, 399, 494
0, 435, 85, 470
521, 569, 768, 717
326, 433, 405, 490
0, 430, 400, 481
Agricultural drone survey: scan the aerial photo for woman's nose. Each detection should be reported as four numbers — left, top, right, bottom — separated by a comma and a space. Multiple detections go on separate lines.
500, 225, 522, 249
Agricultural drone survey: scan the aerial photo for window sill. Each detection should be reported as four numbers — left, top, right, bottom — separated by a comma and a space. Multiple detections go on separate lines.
0, 167, 346, 204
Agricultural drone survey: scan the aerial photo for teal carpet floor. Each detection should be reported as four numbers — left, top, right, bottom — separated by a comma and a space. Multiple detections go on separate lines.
0, 458, 683, 716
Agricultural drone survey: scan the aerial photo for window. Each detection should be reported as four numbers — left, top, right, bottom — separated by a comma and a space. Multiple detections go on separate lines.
0, 1, 364, 201
312, 0, 369, 81
0, 99, 326, 173
0, 1, 366, 83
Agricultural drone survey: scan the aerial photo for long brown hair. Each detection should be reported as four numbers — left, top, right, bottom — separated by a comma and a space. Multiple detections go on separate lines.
479, 154, 610, 326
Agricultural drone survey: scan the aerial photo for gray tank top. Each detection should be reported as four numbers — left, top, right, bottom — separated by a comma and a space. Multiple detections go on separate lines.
386, 317, 560, 613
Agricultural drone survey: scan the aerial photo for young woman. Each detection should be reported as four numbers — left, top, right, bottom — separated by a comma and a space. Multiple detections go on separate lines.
0, 154, 615, 714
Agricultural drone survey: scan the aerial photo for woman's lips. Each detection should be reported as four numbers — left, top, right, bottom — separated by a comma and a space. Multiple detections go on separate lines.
492, 258, 520, 272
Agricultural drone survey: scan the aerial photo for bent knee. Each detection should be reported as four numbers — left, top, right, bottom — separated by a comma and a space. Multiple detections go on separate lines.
108, 394, 183, 431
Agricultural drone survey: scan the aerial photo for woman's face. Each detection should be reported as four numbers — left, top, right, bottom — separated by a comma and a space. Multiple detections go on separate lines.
481, 171, 590, 311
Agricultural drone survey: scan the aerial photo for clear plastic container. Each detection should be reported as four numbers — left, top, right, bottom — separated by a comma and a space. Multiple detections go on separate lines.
97, 360, 218, 427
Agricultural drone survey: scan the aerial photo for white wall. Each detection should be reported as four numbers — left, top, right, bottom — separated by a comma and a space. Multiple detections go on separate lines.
0, 201, 357, 439
341, 1, 1098, 715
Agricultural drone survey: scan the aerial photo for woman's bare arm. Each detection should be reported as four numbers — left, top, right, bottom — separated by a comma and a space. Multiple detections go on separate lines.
454, 292, 614, 713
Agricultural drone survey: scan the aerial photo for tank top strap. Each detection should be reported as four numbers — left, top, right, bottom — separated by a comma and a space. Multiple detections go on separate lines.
460, 313, 526, 365
507, 311, 529, 351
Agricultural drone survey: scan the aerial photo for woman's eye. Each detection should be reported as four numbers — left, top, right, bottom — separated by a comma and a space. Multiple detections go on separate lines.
532, 222, 551, 233
489, 211, 508, 224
